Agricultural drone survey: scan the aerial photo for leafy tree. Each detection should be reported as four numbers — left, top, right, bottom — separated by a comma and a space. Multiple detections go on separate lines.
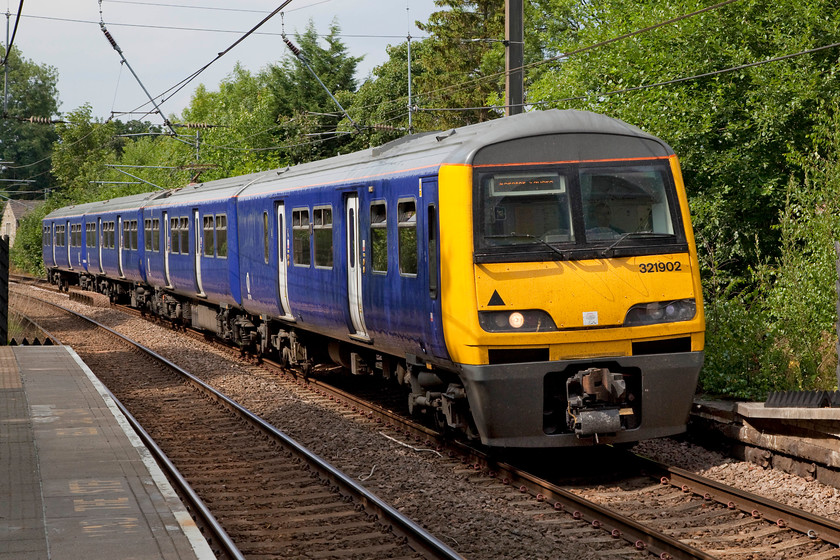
528, 0, 840, 286
0, 46, 59, 196
260, 20, 362, 163
414, 0, 507, 127
341, 41, 429, 150
180, 64, 287, 180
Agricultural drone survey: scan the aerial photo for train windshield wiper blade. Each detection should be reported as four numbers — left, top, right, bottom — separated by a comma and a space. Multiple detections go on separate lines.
600, 232, 675, 257
484, 232, 569, 259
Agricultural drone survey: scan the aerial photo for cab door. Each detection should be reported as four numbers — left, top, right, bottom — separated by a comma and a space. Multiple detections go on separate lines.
422, 178, 448, 358
345, 193, 369, 341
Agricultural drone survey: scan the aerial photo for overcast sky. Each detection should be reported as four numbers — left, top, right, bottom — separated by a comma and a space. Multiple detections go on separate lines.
8, 0, 437, 123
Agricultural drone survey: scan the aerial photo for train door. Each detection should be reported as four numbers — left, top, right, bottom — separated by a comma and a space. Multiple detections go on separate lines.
49, 221, 56, 267
422, 178, 447, 358
193, 209, 205, 296
97, 218, 104, 273
66, 221, 72, 269
117, 216, 125, 277
163, 211, 172, 287
275, 203, 295, 321
345, 194, 369, 341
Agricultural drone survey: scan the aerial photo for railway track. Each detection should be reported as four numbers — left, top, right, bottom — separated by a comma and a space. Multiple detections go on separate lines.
11, 280, 840, 559
10, 290, 461, 560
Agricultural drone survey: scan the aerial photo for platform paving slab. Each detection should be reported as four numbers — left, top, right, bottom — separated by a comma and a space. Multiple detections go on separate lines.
0, 346, 216, 560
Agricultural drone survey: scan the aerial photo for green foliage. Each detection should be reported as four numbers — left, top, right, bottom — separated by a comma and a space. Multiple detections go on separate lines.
11, 1, 840, 398
180, 64, 287, 179
414, 0, 506, 127
0, 46, 59, 195
529, 0, 840, 280
259, 20, 362, 164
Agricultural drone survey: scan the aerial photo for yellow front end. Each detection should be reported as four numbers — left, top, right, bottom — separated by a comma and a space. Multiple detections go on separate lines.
436, 160, 705, 447
438, 160, 704, 363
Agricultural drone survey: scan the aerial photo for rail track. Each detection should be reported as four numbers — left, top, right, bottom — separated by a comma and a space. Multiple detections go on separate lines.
11, 279, 840, 559
10, 290, 461, 560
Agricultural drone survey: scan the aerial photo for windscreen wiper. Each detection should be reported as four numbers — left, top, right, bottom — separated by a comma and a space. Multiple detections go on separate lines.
484, 232, 570, 259
600, 232, 675, 258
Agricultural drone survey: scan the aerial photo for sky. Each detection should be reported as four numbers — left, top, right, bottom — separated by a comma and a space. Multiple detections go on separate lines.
8, 0, 438, 124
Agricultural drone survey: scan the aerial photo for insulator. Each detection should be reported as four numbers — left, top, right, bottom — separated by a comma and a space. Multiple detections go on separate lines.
283, 36, 301, 57
28, 116, 51, 124
178, 122, 213, 129
100, 23, 120, 51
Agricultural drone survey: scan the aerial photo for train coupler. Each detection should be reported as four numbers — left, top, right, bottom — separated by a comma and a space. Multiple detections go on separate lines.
566, 367, 633, 438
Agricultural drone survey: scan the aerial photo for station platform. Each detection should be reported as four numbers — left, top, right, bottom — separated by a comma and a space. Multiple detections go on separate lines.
0, 345, 215, 560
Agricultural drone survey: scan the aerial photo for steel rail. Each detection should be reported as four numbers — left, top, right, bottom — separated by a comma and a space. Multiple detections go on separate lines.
636, 455, 840, 547
472, 452, 718, 560
32, 295, 464, 560
13, 292, 244, 560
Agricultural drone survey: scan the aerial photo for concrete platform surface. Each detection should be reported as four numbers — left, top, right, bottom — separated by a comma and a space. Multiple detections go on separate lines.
0, 345, 216, 560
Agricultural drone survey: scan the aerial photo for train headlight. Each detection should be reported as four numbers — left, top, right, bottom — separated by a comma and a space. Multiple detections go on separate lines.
623, 299, 697, 327
479, 310, 557, 333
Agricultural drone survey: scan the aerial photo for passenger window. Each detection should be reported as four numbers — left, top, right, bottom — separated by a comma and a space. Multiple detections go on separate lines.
370, 202, 387, 273
263, 211, 270, 264
203, 215, 214, 257
170, 218, 180, 254
179, 217, 189, 254
123, 221, 130, 249
152, 219, 160, 252
216, 214, 227, 258
398, 200, 417, 275
131, 221, 138, 250
313, 206, 333, 268
144, 219, 152, 250
293, 209, 310, 266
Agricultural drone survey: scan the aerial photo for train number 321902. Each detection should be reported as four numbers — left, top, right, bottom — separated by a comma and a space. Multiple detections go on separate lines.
639, 261, 682, 273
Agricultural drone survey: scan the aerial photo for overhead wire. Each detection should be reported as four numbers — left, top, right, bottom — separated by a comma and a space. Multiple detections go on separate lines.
117, 0, 295, 121
367, 0, 747, 120
1, 0, 22, 65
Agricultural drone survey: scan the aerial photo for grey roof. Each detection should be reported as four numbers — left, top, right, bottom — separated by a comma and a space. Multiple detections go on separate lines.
45, 110, 672, 218
3, 199, 43, 219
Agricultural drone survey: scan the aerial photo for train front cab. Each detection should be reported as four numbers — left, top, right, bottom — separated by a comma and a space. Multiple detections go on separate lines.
437, 132, 705, 448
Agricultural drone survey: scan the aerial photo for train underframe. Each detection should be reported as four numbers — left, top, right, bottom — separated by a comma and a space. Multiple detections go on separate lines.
50, 270, 478, 440
48, 269, 703, 448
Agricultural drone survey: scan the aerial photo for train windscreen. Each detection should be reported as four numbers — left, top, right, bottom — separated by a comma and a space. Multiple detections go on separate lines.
474, 160, 687, 261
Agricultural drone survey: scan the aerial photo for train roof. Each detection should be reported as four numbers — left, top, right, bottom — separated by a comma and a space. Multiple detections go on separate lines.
44, 191, 158, 220
45, 110, 674, 219
235, 109, 673, 199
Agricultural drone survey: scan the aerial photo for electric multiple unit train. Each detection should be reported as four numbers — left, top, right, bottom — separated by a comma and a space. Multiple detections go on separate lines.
43, 109, 705, 448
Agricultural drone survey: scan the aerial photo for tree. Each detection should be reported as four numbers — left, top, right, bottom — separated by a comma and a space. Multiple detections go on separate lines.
0, 46, 59, 197
528, 0, 840, 285
341, 41, 429, 150
180, 64, 287, 180
414, 0, 507, 128
260, 20, 362, 163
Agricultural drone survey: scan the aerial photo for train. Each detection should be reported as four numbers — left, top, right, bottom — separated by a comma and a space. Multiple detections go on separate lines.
43, 109, 705, 448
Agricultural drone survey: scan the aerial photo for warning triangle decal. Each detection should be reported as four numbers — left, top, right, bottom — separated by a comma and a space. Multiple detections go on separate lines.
487, 290, 506, 306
